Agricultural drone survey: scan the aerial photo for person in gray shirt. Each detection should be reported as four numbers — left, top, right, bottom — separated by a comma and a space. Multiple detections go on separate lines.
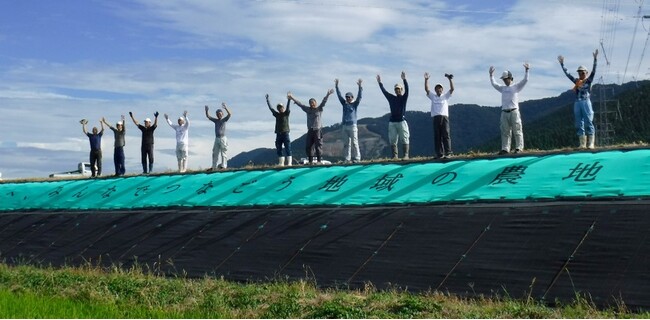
288, 89, 334, 165
205, 103, 232, 170
101, 115, 126, 176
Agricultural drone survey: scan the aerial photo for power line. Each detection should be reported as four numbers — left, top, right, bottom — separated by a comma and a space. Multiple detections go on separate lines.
599, 0, 621, 82
622, 0, 645, 83
633, 15, 650, 80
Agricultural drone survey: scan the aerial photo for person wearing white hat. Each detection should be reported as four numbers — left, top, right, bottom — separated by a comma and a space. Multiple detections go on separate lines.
164, 110, 190, 172
377, 71, 410, 160
101, 115, 126, 176
266, 93, 292, 166
489, 63, 530, 155
129, 111, 159, 174
558, 49, 599, 149
335, 78, 363, 163
205, 103, 232, 170
425, 72, 455, 159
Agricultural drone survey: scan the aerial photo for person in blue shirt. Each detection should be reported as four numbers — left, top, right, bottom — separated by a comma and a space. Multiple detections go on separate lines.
81, 119, 104, 178
335, 78, 363, 163
558, 49, 599, 149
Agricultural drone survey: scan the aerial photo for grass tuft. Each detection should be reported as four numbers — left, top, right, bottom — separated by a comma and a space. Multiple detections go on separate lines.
0, 262, 648, 318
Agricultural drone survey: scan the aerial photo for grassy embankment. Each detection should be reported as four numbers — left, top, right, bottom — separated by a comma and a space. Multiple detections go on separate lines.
0, 263, 648, 318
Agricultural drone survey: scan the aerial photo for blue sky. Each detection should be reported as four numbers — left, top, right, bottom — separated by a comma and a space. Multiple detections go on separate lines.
0, 0, 648, 179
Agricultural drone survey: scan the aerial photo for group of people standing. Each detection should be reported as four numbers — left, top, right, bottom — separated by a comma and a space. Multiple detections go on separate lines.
80, 50, 599, 177
81, 105, 232, 177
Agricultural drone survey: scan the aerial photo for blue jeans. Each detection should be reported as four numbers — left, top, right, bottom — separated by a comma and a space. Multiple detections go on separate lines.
275, 132, 291, 157
574, 99, 594, 136
114, 146, 125, 175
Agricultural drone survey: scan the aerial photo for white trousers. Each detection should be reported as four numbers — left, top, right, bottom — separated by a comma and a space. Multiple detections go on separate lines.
500, 109, 523, 152
212, 137, 228, 168
342, 124, 360, 161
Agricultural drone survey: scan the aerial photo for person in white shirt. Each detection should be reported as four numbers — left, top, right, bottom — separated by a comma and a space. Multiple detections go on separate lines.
425, 72, 455, 159
489, 63, 529, 155
164, 111, 190, 172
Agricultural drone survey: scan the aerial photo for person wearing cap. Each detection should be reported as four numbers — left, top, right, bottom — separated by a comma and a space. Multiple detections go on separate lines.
164, 111, 190, 172
335, 78, 363, 163
425, 72, 455, 159
288, 89, 334, 165
129, 111, 159, 174
489, 63, 530, 155
266, 93, 292, 166
205, 103, 232, 170
558, 49, 599, 149
377, 71, 410, 159
80, 119, 105, 178
101, 115, 126, 176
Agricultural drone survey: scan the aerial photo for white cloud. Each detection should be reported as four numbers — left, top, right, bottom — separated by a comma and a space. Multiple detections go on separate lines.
0, 0, 648, 179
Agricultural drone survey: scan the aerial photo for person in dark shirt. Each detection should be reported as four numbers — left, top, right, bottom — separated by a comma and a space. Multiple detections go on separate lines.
266, 93, 292, 166
129, 111, 159, 174
377, 71, 410, 159
80, 119, 104, 178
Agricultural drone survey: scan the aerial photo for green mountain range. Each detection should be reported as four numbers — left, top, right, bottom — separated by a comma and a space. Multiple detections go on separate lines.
231, 80, 650, 166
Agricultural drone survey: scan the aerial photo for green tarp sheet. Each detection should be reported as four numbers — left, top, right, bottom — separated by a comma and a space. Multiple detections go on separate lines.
1, 149, 648, 211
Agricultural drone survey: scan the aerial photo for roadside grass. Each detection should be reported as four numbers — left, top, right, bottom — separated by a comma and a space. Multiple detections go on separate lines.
0, 263, 648, 318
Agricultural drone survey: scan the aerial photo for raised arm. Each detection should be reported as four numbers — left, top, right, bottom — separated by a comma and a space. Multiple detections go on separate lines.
589, 49, 598, 82
129, 111, 139, 126
205, 106, 214, 121
515, 63, 530, 91
424, 72, 430, 95
376, 74, 391, 98
99, 119, 105, 133
183, 110, 189, 128
286, 92, 292, 112
447, 73, 455, 94
355, 78, 363, 106
320, 89, 334, 108
334, 78, 345, 104
401, 71, 409, 97
101, 117, 115, 131
288, 92, 308, 109
489, 66, 501, 90
265, 94, 276, 114
164, 113, 174, 127
223, 102, 232, 117
152, 111, 159, 127
558, 55, 576, 82
81, 120, 88, 135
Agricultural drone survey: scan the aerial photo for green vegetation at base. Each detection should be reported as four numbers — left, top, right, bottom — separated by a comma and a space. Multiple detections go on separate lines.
0, 263, 647, 318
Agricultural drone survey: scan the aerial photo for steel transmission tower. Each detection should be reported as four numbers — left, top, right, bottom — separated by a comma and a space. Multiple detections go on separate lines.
595, 82, 621, 146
